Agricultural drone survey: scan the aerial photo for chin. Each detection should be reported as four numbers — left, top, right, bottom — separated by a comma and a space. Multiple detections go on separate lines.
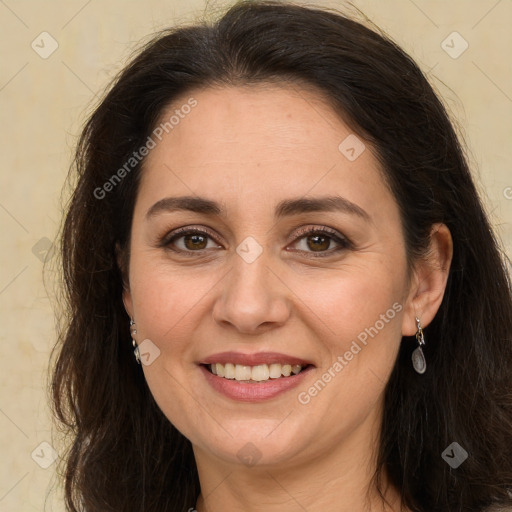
190, 418, 319, 469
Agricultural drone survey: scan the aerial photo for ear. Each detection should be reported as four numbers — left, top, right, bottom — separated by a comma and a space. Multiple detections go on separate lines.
401, 223, 453, 336
116, 242, 134, 319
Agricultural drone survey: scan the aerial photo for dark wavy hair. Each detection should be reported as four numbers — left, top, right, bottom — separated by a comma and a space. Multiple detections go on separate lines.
50, 1, 512, 511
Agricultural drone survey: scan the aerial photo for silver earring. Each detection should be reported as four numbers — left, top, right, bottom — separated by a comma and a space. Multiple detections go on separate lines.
130, 319, 141, 365
412, 317, 426, 374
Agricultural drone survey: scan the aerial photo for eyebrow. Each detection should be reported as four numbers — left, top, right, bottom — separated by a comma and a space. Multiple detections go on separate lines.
145, 195, 370, 222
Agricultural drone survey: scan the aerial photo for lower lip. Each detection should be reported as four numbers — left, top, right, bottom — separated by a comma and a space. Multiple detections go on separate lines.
200, 365, 314, 402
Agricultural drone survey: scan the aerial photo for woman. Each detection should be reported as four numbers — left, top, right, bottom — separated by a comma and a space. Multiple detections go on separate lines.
50, 1, 512, 511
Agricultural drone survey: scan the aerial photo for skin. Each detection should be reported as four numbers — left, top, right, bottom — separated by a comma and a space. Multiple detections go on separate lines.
121, 84, 453, 511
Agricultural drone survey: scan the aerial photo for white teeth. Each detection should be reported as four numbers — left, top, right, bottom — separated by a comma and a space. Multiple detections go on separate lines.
208, 363, 305, 382
215, 363, 225, 377
251, 364, 270, 381
235, 365, 252, 381
268, 363, 282, 379
224, 363, 235, 379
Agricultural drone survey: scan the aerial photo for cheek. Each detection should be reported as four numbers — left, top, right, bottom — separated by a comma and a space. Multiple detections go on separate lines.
291, 262, 406, 344
293, 270, 404, 438
128, 258, 212, 438
128, 254, 210, 340
291, 262, 406, 415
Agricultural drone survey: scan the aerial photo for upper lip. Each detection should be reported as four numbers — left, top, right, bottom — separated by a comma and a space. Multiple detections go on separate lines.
200, 351, 315, 367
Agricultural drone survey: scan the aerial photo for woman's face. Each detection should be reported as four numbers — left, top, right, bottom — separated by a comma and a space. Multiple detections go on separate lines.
123, 84, 416, 470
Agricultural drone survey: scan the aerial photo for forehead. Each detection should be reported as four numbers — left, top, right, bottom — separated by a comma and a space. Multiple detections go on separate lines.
136, 84, 393, 221
149, 84, 353, 161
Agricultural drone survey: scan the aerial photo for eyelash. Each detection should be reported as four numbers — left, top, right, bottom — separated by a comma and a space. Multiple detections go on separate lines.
160, 225, 352, 258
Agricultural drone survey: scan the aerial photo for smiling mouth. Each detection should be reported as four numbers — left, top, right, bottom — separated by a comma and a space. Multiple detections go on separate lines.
204, 362, 311, 383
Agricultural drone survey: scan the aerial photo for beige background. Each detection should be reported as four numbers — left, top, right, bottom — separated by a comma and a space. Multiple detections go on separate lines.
0, 0, 510, 510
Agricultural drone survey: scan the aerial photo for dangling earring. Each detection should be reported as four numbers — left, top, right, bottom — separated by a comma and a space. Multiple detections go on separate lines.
130, 319, 141, 365
412, 317, 426, 374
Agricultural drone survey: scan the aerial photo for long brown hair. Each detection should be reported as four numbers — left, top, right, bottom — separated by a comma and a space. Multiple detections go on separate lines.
50, 1, 512, 510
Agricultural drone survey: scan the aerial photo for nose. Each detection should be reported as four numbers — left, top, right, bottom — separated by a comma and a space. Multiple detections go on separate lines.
212, 248, 292, 335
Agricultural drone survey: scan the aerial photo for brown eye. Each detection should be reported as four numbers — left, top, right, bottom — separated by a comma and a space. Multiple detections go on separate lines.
163, 228, 222, 253
304, 233, 331, 252
182, 233, 208, 250
290, 227, 351, 257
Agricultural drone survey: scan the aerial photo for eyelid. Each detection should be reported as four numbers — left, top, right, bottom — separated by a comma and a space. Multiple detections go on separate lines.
287, 225, 353, 255
160, 224, 352, 255
160, 225, 222, 247
290, 225, 348, 244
